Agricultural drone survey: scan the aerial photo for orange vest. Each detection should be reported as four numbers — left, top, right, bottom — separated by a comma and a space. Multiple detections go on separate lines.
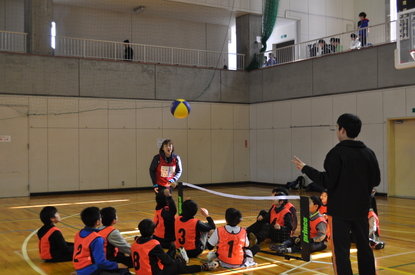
155, 154, 177, 187
319, 205, 328, 215
153, 208, 166, 238
269, 205, 290, 226
175, 217, 198, 250
38, 226, 60, 260
310, 216, 327, 239
73, 231, 100, 270
217, 226, 246, 265
98, 226, 119, 259
131, 239, 163, 275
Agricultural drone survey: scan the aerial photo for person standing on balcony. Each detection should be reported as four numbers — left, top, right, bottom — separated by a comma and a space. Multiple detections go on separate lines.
123, 40, 133, 61
358, 12, 369, 46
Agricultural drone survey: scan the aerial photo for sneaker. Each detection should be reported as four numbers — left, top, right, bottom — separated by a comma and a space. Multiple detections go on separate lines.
207, 251, 217, 261
202, 261, 220, 271
269, 244, 288, 254
374, 242, 385, 250
248, 232, 257, 248
178, 247, 189, 264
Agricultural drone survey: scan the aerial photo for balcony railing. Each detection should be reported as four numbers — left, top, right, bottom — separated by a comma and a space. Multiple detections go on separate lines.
54, 36, 244, 70
0, 30, 26, 53
259, 21, 395, 68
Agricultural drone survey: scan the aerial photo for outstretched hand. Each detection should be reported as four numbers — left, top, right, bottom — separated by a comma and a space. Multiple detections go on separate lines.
200, 207, 209, 217
291, 156, 306, 171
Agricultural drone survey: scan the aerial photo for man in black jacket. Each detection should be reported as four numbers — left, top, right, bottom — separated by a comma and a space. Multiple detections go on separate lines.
292, 113, 380, 275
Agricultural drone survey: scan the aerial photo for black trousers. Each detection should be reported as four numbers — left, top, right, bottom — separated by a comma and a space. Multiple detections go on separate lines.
329, 216, 376, 275
160, 258, 201, 275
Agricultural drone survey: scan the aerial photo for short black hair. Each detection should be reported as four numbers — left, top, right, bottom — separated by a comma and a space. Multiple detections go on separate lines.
336, 38, 340, 43
40, 206, 58, 225
155, 192, 168, 207
139, 219, 155, 237
318, 39, 325, 44
124, 39, 130, 43
225, 208, 242, 226
337, 113, 362, 138
359, 12, 367, 18
321, 189, 328, 195
310, 195, 322, 211
182, 200, 198, 217
159, 139, 174, 154
275, 191, 287, 206
100, 207, 116, 226
81, 207, 101, 227
351, 33, 357, 38
272, 186, 289, 195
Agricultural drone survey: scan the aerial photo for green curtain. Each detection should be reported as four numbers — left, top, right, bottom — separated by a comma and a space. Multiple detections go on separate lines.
246, 0, 279, 71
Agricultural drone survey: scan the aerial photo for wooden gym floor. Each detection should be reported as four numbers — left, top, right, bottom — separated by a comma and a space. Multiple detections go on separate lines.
1, 184, 414, 275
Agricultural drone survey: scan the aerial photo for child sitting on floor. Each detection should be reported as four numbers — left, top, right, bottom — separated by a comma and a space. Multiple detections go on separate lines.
270, 196, 327, 254
207, 207, 259, 268
37, 206, 74, 262
131, 219, 219, 275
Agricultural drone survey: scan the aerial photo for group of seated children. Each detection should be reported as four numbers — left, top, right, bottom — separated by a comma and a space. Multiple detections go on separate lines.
37, 186, 385, 274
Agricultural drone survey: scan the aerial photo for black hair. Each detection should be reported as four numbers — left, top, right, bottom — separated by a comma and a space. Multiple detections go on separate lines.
336, 113, 362, 138
351, 33, 357, 38
359, 12, 367, 18
40, 206, 58, 225
310, 195, 322, 211
318, 39, 325, 44
81, 207, 101, 227
124, 39, 130, 43
159, 139, 174, 154
225, 207, 242, 226
274, 191, 287, 206
330, 37, 335, 42
272, 186, 289, 196
155, 192, 168, 207
321, 189, 328, 194
139, 219, 155, 237
335, 38, 340, 43
100, 207, 116, 226
182, 200, 198, 217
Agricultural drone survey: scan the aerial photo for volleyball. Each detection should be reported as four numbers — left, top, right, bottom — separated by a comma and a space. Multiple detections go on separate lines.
171, 99, 191, 119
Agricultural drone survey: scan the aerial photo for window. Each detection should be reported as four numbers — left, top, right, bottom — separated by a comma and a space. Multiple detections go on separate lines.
51, 21, 56, 49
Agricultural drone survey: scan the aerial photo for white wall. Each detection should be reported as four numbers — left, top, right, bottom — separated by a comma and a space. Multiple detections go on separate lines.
250, 85, 415, 194
0, 95, 250, 196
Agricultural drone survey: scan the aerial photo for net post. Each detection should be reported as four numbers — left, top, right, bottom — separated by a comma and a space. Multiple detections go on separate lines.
300, 195, 311, 262
177, 182, 183, 215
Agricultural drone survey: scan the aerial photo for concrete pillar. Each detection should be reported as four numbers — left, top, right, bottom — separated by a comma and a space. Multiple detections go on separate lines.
236, 14, 262, 70
24, 0, 53, 55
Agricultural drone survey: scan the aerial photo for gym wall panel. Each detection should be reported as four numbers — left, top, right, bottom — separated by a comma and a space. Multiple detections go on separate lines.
357, 92, 383, 124
273, 101, 292, 129
79, 99, 108, 129
273, 128, 293, 184
188, 103, 211, 130
211, 130, 234, 183
255, 129, 274, 183
109, 129, 136, 189
79, 129, 109, 190
28, 128, 48, 193
187, 130, 212, 184
211, 104, 233, 129
382, 88, 406, 120
48, 128, 79, 192
233, 129, 250, 182
137, 129, 163, 188
47, 98, 79, 128
109, 100, 136, 129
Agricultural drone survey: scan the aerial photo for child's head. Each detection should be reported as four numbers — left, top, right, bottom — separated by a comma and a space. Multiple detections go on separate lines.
182, 200, 198, 217
272, 186, 289, 196
309, 195, 322, 213
336, 113, 362, 139
138, 219, 156, 238
273, 192, 287, 207
159, 139, 174, 155
225, 207, 242, 226
80, 207, 101, 227
320, 189, 328, 205
100, 207, 117, 226
351, 33, 357, 40
40, 206, 60, 226
155, 192, 168, 207
359, 12, 367, 19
